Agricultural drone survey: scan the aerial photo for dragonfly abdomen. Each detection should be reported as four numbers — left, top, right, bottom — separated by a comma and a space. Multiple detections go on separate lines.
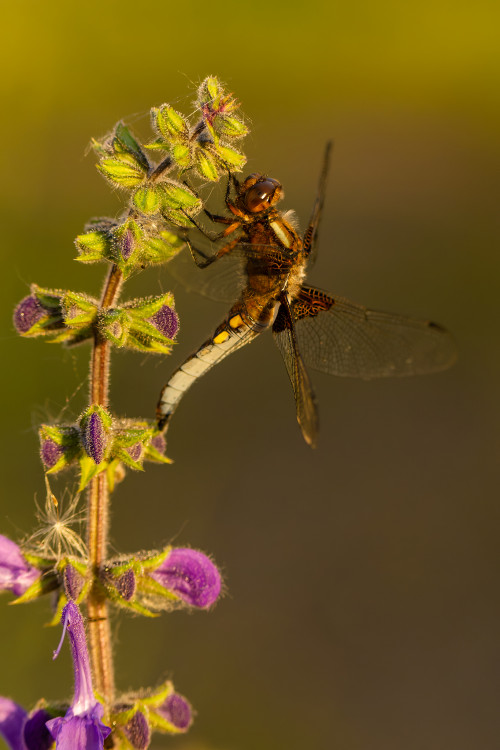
156, 310, 262, 432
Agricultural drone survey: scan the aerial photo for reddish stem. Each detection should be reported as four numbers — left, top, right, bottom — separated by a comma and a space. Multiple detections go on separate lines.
86, 264, 123, 704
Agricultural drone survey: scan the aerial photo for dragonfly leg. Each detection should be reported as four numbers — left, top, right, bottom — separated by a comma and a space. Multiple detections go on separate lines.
186, 234, 241, 268
181, 211, 220, 242
181, 179, 234, 226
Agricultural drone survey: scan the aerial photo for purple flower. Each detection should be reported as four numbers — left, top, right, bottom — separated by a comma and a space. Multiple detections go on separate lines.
23, 709, 53, 750
119, 227, 135, 261
157, 693, 192, 731
149, 305, 179, 339
126, 442, 143, 462
0, 699, 52, 750
122, 710, 150, 749
46, 601, 111, 749
0, 535, 39, 597
63, 563, 85, 601
13, 296, 46, 334
150, 548, 221, 608
0, 697, 26, 750
40, 438, 65, 469
150, 433, 166, 455
83, 412, 106, 464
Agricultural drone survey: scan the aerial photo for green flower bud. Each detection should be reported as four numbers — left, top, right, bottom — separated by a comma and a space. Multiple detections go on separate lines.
153, 105, 189, 141
112, 219, 144, 263
197, 76, 224, 109
194, 147, 219, 182
213, 144, 246, 170
114, 122, 150, 172
39, 424, 82, 474
13, 285, 65, 338
141, 231, 184, 267
97, 155, 147, 188
100, 292, 178, 354
133, 186, 162, 216
61, 291, 98, 331
214, 115, 248, 139
75, 228, 112, 264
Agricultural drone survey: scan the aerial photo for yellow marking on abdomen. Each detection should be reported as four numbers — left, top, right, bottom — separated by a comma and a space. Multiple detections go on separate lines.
213, 330, 230, 344
229, 314, 244, 329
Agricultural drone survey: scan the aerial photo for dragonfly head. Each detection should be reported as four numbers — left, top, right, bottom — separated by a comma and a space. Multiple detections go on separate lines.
239, 174, 283, 214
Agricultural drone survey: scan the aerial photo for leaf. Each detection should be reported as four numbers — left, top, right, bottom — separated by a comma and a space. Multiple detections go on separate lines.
97, 157, 146, 188
114, 122, 150, 171
133, 186, 161, 215
194, 148, 219, 181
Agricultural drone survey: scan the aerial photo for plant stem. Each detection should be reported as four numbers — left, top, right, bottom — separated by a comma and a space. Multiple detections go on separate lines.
87, 264, 123, 704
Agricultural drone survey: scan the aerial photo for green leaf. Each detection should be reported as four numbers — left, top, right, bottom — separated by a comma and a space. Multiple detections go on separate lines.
142, 231, 184, 265
78, 455, 107, 492
172, 143, 191, 167
75, 231, 111, 263
194, 148, 219, 181
154, 105, 188, 140
97, 157, 146, 188
125, 331, 174, 355
214, 144, 246, 170
215, 115, 248, 139
114, 122, 150, 171
144, 138, 169, 150
198, 76, 222, 108
133, 186, 161, 215
161, 207, 196, 227
62, 292, 98, 329
100, 313, 129, 346
160, 182, 201, 211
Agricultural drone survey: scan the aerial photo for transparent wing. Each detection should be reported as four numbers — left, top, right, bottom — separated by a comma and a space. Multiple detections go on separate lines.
166, 245, 247, 303
272, 296, 318, 448
293, 285, 457, 378
166, 242, 297, 304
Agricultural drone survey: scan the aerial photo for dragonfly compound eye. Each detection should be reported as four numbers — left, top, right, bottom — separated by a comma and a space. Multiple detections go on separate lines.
244, 178, 282, 213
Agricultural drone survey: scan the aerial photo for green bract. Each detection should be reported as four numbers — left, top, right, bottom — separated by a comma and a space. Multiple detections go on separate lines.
75, 217, 185, 278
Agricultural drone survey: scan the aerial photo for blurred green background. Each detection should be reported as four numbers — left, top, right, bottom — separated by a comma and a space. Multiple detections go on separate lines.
1, 1, 499, 748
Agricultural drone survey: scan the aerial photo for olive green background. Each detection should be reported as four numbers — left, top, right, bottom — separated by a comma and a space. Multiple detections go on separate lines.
1, 1, 499, 749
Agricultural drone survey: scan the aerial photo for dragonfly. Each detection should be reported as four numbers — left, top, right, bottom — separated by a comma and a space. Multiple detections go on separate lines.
156, 143, 456, 447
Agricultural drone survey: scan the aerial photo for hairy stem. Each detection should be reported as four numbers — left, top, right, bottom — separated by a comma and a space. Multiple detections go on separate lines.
87, 264, 123, 704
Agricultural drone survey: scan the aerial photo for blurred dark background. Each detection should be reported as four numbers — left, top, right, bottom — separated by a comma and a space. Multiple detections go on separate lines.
1, 1, 499, 749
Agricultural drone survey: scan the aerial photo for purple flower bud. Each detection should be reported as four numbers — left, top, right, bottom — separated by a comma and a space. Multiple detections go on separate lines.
150, 548, 221, 608
150, 433, 166, 455
46, 602, 111, 749
149, 305, 179, 339
23, 709, 54, 750
13, 296, 46, 334
40, 438, 64, 469
0, 700, 53, 750
126, 442, 143, 462
114, 569, 136, 601
84, 412, 106, 464
122, 710, 150, 749
157, 693, 192, 731
120, 227, 135, 261
63, 563, 85, 601
0, 535, 39, 597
